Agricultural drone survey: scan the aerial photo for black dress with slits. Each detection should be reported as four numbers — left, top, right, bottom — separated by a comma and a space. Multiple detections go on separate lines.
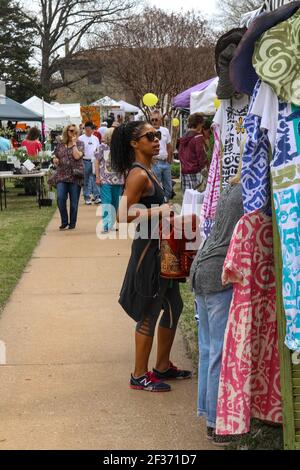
119, 163, 177, 322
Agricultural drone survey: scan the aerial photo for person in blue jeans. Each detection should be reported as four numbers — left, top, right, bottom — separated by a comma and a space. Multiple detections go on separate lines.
149, 111, 173, 201
51, 124, 84, 230
189, 176, 244, 446
95, 127, 124, 233
79, 121, 101, 205
56, 182, 81, 229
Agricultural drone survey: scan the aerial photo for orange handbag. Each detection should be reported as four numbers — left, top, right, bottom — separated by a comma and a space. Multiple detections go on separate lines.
160, 214, 200, 279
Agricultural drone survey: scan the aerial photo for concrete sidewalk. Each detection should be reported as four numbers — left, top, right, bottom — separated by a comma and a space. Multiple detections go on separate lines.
0, 203, 215, 450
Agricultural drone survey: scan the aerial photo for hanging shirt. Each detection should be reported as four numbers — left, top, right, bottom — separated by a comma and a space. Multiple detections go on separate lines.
242, 79, 300, 350
200, 124, 221, 239
213, 94, 249, 187
216, 211, 282, 436
253, 9, 300, 106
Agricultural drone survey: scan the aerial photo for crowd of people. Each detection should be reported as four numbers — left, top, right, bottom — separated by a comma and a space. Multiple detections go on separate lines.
49, 111, 210, 232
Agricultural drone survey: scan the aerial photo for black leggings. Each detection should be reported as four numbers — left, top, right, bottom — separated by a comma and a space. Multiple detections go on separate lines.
136, 279, 183, 337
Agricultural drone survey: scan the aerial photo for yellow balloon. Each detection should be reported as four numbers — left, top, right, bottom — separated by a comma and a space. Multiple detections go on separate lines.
214, 98, 221, 110
172, 118, 180, 127
143, 93, 159, 107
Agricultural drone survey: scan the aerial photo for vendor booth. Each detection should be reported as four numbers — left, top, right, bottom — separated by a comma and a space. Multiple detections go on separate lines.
190, 78, 219, 115
173, 77, 217, 110
0, 95, 43, 123
91, 96, 121, 124
117, 100, 140, 116
51, 102, 81, 126
22, 96, 70, 130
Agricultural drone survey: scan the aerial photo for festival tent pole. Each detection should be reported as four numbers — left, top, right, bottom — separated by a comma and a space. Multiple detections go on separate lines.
41, 97, 46, 149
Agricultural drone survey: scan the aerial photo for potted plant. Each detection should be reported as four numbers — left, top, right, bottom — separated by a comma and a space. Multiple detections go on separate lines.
37, 150, 53, 169
0, 150, 14, 171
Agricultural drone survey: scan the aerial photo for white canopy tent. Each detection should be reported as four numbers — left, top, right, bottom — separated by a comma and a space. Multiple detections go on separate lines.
190, 77, 219, 116
90, 96, 121, 108
51, 102, 81, 126
117, 100, 140, 114
22, 96, 71, 130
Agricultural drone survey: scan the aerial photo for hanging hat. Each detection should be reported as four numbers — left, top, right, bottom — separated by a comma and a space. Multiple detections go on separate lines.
215, 28, 246, 99
230, 2, 300, 96
253, 9, 300, 105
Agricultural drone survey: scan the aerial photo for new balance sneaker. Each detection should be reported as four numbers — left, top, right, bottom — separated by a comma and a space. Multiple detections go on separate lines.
153, 361, 192, 380
130, 371, 171, 392
85, 199, 92, 205
212, 432, 241, 447
206, 427, 214, 441
94, 198, 101, 204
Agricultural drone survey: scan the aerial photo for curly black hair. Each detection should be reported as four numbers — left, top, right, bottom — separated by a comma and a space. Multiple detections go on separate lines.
110, 121, 147, 174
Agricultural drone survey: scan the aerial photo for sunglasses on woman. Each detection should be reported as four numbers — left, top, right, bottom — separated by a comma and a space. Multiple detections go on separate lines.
138, 131, 161, 142
68, 128, 76, 133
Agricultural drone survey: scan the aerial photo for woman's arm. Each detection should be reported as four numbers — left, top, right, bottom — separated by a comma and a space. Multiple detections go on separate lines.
72, 138, 83, 160
95, 159, 102, 185
117, 168, 171, 223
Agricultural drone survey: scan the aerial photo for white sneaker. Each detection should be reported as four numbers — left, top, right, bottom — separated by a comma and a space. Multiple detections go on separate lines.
94, 199, 101, 204
85, 200, 92, 205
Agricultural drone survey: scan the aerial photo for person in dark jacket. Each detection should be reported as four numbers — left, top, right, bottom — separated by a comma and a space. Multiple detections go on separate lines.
178, 113, 208, 192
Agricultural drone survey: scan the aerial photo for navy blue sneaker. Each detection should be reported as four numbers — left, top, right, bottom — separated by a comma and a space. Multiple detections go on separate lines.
130, 371, 171, 392
153, 361, 192, 380
207, 427, 214, 441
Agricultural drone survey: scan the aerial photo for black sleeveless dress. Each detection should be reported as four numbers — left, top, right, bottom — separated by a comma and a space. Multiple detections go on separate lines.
119, 163, 183, 323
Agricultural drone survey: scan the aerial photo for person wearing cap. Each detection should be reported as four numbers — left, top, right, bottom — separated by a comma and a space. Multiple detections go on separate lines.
79, 121, 101, 205
98, 122, 108, 140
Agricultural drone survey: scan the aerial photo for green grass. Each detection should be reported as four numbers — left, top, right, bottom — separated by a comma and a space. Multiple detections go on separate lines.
0, 182, 56, 313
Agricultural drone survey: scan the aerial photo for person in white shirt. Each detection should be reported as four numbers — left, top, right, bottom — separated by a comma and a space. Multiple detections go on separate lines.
79, 121, 101, 205
150, 111, 173, 201
98, 121, 108, 140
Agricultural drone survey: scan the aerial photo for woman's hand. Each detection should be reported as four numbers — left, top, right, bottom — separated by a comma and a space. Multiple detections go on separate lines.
96, 176, 102, 186
53, 157, 59, 167
159, 203, 175, 218
71, 135, 78, 146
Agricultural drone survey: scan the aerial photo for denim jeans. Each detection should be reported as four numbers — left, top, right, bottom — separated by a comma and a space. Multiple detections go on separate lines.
101, 184, 123, 231
57, 182, 81, 227
83, 160, 100, 201
195, 288, 233, 428
152, 160, 172, 201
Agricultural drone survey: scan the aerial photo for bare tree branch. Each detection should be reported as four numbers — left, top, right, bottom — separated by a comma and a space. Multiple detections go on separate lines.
216, 0, 263, 28
22, 0, 138, 97
89, 8, 215, 119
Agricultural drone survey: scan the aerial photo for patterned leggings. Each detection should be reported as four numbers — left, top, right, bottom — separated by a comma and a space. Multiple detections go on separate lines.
136, 279, 183, 337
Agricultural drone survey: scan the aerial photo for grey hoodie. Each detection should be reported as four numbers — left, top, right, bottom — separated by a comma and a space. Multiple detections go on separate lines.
190, 183, 244, 295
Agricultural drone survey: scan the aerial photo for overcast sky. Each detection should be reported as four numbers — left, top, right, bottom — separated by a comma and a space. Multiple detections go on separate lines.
148, 0, 218, 16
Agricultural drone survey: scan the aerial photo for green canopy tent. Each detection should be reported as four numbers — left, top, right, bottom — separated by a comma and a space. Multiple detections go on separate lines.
0, 95, 43, 122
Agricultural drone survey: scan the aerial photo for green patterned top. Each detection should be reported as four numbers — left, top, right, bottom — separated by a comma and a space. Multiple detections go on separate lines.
253, 9, 300, 106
